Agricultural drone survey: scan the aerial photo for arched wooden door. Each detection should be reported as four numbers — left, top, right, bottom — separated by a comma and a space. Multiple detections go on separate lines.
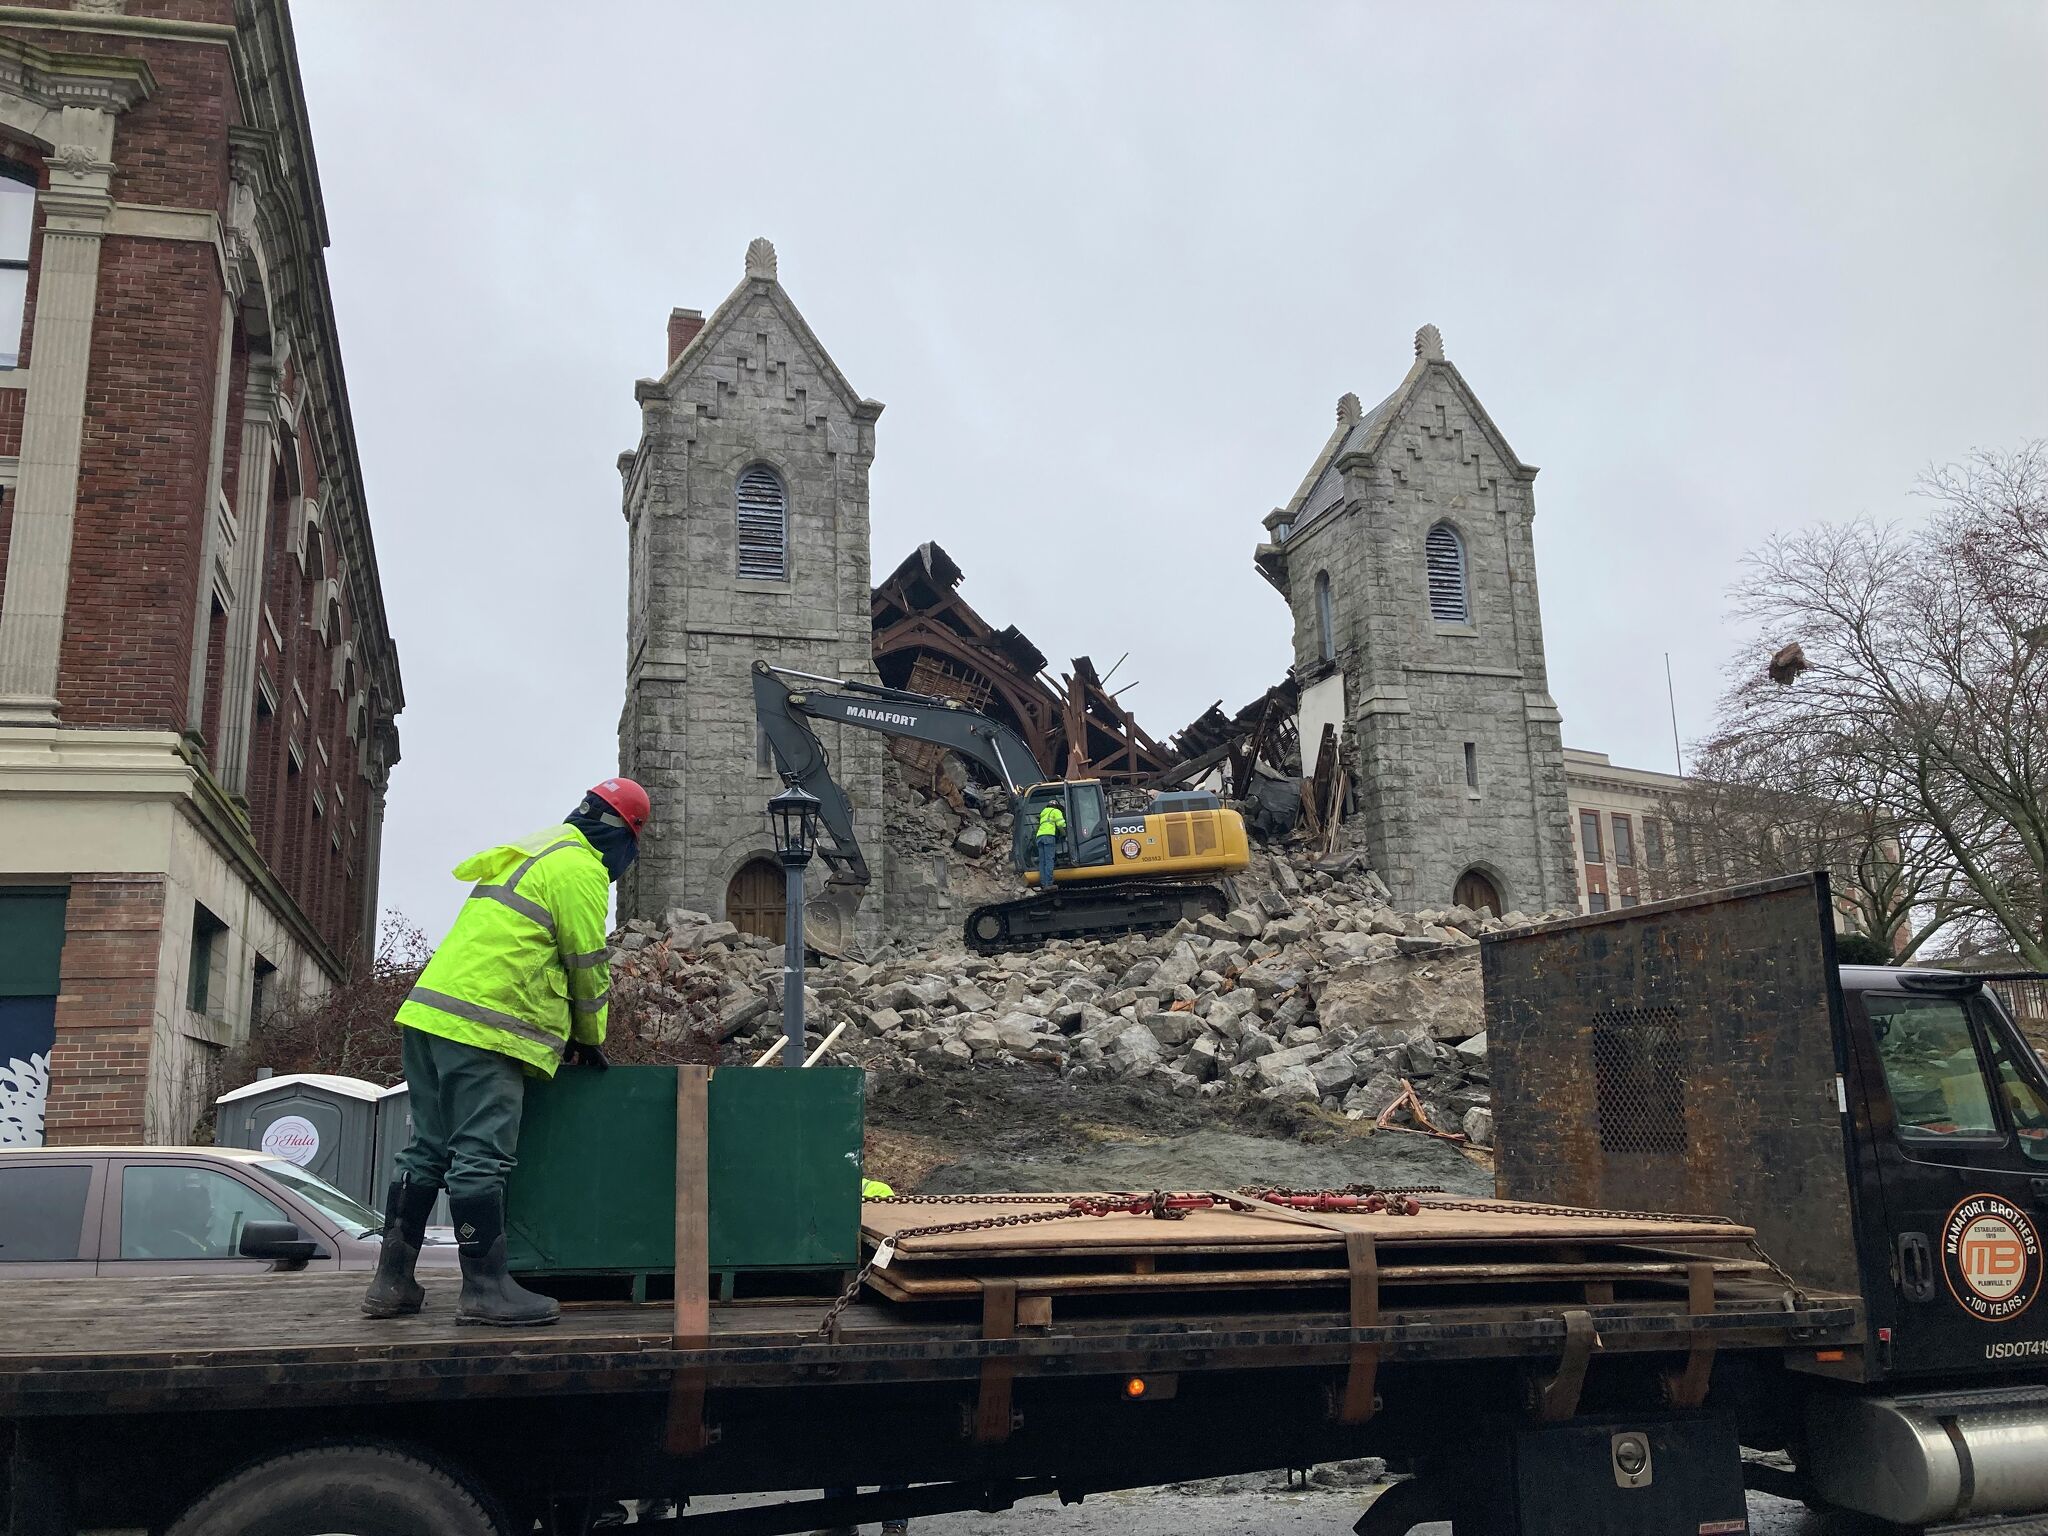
726, 858, 785, 941
1454, 868, 1502, 916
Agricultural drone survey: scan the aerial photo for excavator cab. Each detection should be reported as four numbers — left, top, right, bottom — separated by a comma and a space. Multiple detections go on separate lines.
1013, 780, 1111, 885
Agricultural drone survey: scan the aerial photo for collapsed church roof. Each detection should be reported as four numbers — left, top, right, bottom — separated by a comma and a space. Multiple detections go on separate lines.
871, 541, 1174, 786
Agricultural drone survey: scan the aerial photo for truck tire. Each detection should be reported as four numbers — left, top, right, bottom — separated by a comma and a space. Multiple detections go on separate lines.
164, 1440, 507, 1536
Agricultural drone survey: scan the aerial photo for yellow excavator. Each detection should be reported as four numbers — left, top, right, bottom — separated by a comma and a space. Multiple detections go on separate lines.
753, 661, 1250, 952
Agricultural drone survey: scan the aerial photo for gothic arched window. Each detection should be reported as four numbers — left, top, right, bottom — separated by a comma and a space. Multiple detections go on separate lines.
1315, 570, 1335, 662
735, 464, 787, 581
1426, 523, 1468, 624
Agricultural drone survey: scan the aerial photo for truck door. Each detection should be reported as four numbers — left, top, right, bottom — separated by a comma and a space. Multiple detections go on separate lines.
1848, 974, 2048, 1378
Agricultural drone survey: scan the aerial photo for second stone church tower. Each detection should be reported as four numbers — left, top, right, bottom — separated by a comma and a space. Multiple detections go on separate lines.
617, 239, 888, 946
1255, 325, 1575, 915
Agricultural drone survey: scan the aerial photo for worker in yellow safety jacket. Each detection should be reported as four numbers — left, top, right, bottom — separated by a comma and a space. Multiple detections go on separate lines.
1033, 801, 1067, 894
362, 777, 652, 1328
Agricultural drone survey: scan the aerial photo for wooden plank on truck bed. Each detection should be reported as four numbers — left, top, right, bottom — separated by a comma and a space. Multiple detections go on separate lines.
859, 1195, 1757, 1256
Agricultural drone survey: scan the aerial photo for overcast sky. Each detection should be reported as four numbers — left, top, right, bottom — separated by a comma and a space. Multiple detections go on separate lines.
290, 2, 2048, 937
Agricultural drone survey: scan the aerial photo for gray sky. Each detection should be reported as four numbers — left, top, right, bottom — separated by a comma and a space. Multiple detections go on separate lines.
290, 2, 2048, 937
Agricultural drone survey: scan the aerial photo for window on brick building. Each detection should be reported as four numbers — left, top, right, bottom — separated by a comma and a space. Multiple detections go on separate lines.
1588, 889, 1610, 914
249, 956, 276, 1032
187, 903, 227, 1017
1611, 814, 1635, 867
1315, 570, 1334, 663
735, 464, 787, 581
0, 162, 32, 370
1425, 523, 1468, 624
1578, 809, 1603, 864
1644, 818, 1666, 870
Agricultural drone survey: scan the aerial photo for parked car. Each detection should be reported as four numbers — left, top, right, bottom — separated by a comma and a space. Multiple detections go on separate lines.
0, 1146, 458, 1279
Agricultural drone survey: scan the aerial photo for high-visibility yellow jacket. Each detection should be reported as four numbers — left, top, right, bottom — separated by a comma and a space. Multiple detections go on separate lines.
395, 824, 612, 1076
1035, 804, 1067, 840
861, 1178, 895, 1199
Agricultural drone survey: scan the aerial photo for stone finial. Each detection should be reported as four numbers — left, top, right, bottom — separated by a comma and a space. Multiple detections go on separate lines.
1415, 323, 1444, 362
745, 237, 778, 280
1337, 391, 1362, 424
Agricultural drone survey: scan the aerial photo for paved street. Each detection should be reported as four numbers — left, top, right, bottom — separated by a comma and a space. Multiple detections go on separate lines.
674, 1485, 1860, 1534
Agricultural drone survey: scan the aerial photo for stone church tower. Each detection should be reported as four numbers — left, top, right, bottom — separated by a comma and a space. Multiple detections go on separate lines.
1255, 325, 1575, 915
617, 239, 888, 946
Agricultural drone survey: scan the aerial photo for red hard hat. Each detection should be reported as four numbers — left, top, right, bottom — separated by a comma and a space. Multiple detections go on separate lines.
588, 776, 651, 838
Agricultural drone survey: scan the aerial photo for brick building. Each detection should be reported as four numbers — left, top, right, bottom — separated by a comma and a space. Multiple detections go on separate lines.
0, 0, 400, 1147
1254, 325, 1576, 916
617, 238, 887, 949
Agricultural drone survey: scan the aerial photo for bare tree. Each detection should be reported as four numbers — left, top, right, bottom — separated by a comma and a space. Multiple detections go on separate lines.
1704, 444, 2048, 967
1656, 735, 1967, 960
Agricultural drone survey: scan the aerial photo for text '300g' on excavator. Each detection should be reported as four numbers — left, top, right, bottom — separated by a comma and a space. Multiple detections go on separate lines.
753, 661, 1251, 953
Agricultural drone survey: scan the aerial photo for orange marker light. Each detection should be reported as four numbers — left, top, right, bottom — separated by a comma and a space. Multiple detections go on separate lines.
1814, 1350, 1845, 1362
1123, 1377, 1147, 1399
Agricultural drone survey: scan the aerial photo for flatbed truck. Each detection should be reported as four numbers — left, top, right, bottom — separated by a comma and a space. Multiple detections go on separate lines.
2, 874, 2046, 1535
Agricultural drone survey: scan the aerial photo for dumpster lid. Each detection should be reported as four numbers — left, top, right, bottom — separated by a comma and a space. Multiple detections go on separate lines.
215, 1072, 385, 1105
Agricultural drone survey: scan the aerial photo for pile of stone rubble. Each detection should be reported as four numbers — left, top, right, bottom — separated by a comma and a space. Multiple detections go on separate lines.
608, 852, 1578, 1148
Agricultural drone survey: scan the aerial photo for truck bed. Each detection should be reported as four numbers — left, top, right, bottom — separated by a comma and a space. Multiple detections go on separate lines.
0, 1266, 1862, 1419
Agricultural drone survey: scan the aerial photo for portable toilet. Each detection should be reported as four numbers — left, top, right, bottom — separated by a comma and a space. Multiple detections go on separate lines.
373, 1081, 451, 1226
215, 1074, 383, 1205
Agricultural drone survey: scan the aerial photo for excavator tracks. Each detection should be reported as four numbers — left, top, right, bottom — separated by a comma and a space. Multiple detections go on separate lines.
964, 881, 1231, 955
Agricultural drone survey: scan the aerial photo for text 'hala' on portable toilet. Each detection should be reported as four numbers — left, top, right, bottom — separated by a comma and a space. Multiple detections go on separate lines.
371, 1080, 450, 1226
215, 1073, 382, 1205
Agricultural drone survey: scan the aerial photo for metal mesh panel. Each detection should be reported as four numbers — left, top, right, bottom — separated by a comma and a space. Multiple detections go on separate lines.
1591, 1005, 1687, 1156
736, 465, 787, 580
1165, 816, 1190, 859
1192, 814, 1217, 855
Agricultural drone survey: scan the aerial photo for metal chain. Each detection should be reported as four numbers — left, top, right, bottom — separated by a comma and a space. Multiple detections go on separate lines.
1411, 1197, 1742, 1226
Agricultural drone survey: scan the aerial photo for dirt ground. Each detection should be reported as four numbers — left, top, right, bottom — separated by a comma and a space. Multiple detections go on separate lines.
862, 1073, 1492, 1197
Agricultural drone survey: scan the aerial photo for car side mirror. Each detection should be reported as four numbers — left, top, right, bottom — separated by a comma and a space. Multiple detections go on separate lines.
239, 1221, 319, 1267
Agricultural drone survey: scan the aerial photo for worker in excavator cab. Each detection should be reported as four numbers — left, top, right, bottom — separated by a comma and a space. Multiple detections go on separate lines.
1033, 799, 1066, 894
362, 776, 651, 1328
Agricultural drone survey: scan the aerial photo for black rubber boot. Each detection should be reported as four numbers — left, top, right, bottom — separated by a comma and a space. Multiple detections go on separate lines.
360, 1176, 437, 1318
450, 1190, 560, 1327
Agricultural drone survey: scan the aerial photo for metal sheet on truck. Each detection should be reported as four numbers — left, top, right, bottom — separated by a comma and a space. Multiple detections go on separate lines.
1482, 873, 1862, 1297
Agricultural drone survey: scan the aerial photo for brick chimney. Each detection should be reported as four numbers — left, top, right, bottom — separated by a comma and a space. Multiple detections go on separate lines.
667, 307, 705, 366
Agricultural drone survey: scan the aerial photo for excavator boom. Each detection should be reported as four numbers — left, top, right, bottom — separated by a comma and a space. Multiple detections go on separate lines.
752, 659, 1246, 953
752, 662, 1047, 885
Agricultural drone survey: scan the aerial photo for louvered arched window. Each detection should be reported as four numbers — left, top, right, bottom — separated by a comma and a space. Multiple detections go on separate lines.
735, 464, 787, 580
1425, 523, 1468, 624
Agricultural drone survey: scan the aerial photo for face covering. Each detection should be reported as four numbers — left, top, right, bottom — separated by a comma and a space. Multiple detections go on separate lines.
566, 795, 638, 882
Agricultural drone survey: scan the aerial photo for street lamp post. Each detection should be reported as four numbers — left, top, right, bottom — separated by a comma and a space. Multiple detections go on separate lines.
767, 784, 822, 1069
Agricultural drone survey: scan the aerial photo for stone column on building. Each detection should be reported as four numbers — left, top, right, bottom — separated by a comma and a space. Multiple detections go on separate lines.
182, 295, 241, 741
216, 359, 279, 796
0, 113, 118, 724
359, 761, 387, 952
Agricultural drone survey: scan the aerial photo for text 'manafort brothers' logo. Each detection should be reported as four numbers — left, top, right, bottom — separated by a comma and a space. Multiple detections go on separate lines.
1943, 1192, 2044, 1322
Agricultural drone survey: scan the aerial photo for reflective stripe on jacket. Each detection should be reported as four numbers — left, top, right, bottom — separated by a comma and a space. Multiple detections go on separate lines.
395, 823, 612, 1076
1035, 805, 1067, 840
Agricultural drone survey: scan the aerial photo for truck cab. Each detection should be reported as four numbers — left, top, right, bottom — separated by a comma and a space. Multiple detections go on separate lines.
1839, 964, 2048, 1377
1484, 875, 2048, 1530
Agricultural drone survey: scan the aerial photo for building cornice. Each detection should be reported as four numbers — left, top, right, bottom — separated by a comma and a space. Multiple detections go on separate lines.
0, 726, 343, 976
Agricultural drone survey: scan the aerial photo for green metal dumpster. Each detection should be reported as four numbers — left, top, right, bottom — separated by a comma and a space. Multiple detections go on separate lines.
502, 1065, 864, 1285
